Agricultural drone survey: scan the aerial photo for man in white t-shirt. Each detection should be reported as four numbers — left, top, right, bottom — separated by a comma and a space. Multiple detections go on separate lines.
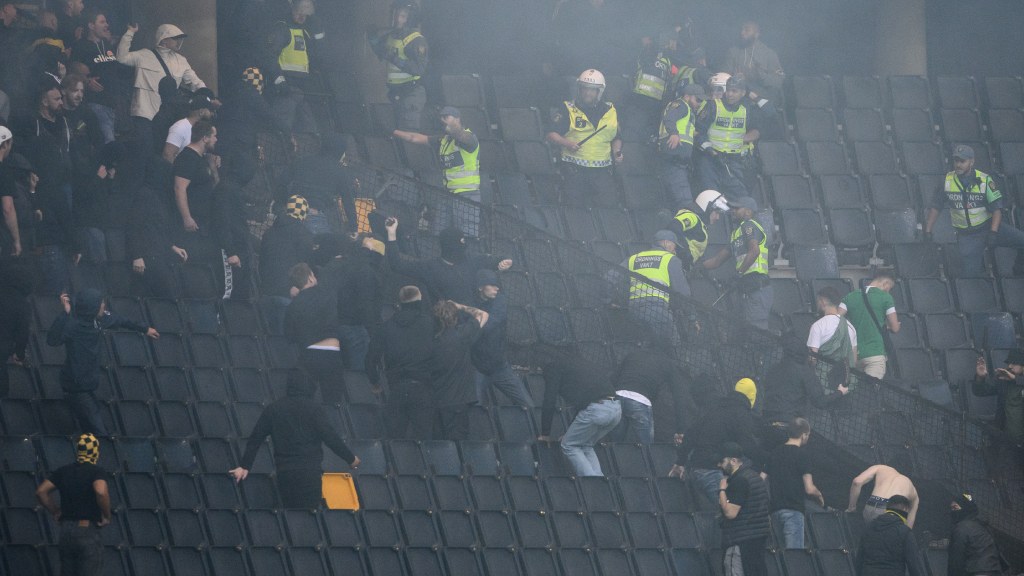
806, 286, 857, 390
163, 92, 215, 162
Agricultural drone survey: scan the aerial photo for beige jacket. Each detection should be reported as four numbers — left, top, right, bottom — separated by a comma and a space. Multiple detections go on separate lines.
117, 24, 205, 120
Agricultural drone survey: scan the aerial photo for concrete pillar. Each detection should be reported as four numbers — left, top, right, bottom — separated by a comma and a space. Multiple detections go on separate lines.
130, 0, 218, 93
874, 0, 927, 77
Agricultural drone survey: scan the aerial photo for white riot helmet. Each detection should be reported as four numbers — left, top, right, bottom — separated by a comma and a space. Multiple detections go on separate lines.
576, 69, 606, 101
707, 72, 731, 91
695, 190, 729, 214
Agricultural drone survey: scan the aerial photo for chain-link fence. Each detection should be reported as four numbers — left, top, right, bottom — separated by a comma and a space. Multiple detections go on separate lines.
250, 130, 1024, 560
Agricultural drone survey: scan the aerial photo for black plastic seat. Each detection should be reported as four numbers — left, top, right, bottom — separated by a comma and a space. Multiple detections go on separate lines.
125, 508, 167, 546
498, 107, 546, 141
874, 209, 918, 244
758, 141, 802, 175
579, 476, 619, 512
589, 511, 627, 548
781, 209, 828, 245
889, 76, 932, 108
622, 176, 667, 210
853, 141, 898, 174
438, 509, 478, 546
894, 348, 938, 380
793, 76, 836, 108
901, 141, 946, 175
154, 402, 196, 438
469, 475, 509, 512
163, 473, 202, 509
771, 175, 816, 209
112, 332, 152, 367
166, 509, 205, 546
909, 278, 954, 313
477, 510, 516, 547
935, 76, 978, 109
512, 141, 556, 175
987, 109, 1024, 142
122, 472, 163, 509
393, 475, 434, 510
483, 548, 522, 576
842, 76, 884, 109
841, 108, 885, 142
225, 335, 263, 369
940, 108, 983, 142
609, 443, 652, 478
999, 142, 1024, 175
793, 245, 840, 281
953, 278, 999, 313
207, 547, 249, 576
795, 109, 839, 142
893, 243, 942, 278
563, 208, 600, 242
545, 476, 584, 511
498, 442, 537, 476
805, 141, 851, 175
552, 510, 592, 547
323, 509, 364, 547
985, 77, 1024, 108
890, 108, 936, 142
346, 404, 383, 439
506, 476, 546, 511
868, 174, 913, 210
923, 313, 971, 349
829, 209, 874, 249
188, 334, 227, 368
617, 477, 658, 512
972, 313, 1017, 349
1, 399, 41, 436
819, 174, 867, 209
890, 315, 922, 349
515, 511, 555, 548
156, 438, 197, 473
422, 440, 462, 476
153, 367, 191, 401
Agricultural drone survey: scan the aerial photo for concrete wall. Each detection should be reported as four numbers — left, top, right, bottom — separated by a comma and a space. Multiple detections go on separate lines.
874, 0, 927, 77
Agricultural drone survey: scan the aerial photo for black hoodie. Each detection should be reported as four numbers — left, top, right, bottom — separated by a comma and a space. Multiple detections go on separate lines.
676, 390, 763, 471
949, 510, 1002, 576
239, 371, 355, 472
855, 511, 926, 576
365, 300, 435, 387
46, 289, 149, 392
258, 214, 314, 298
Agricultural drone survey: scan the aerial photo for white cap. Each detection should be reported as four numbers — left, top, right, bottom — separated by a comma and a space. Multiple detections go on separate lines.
0, 126, 12, 145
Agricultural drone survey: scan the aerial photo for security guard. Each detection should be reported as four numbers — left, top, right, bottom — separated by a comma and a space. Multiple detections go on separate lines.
368, 1, 428, 130
695, 77, 771, 199
623, 30, 676, 143
546, 69, 623, 207
659, 84, 707, 209
666, 189, 730, 269
621, 230, 691, 344
704, 197, 773, 330
924, 144, 1024, 277
393, 106, 481, 234
668, 47, 712, 99
265, 0, 323, 133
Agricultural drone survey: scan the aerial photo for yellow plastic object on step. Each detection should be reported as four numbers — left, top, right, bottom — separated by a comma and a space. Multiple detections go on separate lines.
322, 473, 360, 510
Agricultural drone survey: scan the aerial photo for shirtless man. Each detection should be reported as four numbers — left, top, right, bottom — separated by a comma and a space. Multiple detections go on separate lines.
847, 465, 919, 527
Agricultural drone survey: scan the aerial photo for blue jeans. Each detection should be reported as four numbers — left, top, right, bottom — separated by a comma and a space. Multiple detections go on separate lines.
662, 160, 694, 209
698, 153, 748, 200
87, 103, 116, 143
772, 509, 805, 548
337, 324, 370, 371
65, 391, 109, 435
38, 245, 71, 295
743, 284, 774, 330
608, 396, 654, 443
689, 468, 725, 505
561, 399, 621, 476
77, 228, 107, 262
474, 363, 534, 407
957, 225, 1024, 277
260, 295, 292, 335
59, 523, 104, 576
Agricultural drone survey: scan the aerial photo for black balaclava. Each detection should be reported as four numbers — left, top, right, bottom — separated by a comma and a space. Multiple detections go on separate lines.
285, 370, 317, 398
439, 227, 466, 263
400, 298, 425, 312
952, 493, 979, 525
74, 289, 104, 320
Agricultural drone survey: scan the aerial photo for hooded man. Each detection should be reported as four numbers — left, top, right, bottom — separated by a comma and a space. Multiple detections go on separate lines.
47, 289, 159, 434
430, 298, 488, 440
671, 378, 764, 504
217, 67, 291, 185
384, 217, 512, 305
281, 131, 358, 235
471, 269, 533, 407
318, 231, 384, 370
855, 495, 926, 576
73, 140, 124, 262
258, 195, 315, 333
117, 23, 206, 166
948, 494, 1003, 576
366, 286, 439, 439
231, 370, 360, 508
36, 433, 113, 576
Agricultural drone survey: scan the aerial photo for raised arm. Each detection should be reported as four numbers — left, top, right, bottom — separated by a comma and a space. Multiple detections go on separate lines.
116, 26, 145, 65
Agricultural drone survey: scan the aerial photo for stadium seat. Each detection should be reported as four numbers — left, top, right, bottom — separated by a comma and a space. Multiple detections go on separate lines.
999, 142, 1024, 175
874, 209, 918, 244
890, 108, 937, 143
829, 208, 875, 249
853, 141, 899, 174
936, 76, 979, 109
470, 475, 509, 511
391, 475, 433, 511
498, 107, 546, 141
399, 510, 441, 547
895, 348, 938, 380
506, 476, 546, 511
436, 510, 477, 548
819, 174, 867, 208
128, 547, 171, 576
842, 76, 885, 109
590, 511, 627, 547
207, 546, 249, 576
112, 332, 152, 367
364, 137, 403, 171
770, 175, 816, 209
954, 278, 1000, 313
363, 510, 402, 548
558, 549, 599, 576
781, 209, 828, 245
868, 174, 913, 210
901, 141, 946, 175
166, 509, 205, 547
841, 108, 886, 142
475, 510, 515, 547
795, 109, 840, 142
758, 141, 803, 175
626, 513, 666, 548
984, 77, 1024, 109
889, 76, 932, 109
514, 511, 554, 548
220, 300, 262, 336
893, 243, 942, 278
523, 206, 565, 239
940, 109, 984, 143
909, 278, 955, 313
595, 207, 635, 242
793, 245, 840, 281
563, 208, 600, 242
162, 473, 202, 509
1000, 278, 1024, 314
617, 477, 659, 513
806, 141, 851, 175
670, 549, 712, 576
460, 441, 499, 476
971, 313, 1017, 349
125, 509, 167, 546
619, 142, 655, 176
923, 313, 971, 349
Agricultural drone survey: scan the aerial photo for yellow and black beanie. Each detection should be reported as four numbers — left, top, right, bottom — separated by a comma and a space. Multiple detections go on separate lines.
285, 195, 308, 221
76, 434, 99, 464
244, 67, 264, 95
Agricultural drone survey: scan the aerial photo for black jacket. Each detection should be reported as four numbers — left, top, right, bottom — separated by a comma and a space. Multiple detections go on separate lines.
126, 167, 179, 262
365, 301, 435, 387
540, 356, 616, 436
0, 263, 32, 363
386, 240, 504, 306
677, 391, 763, 471
258, 214, 314, 298
280, 149, 358, 233
613, 347, 695, 433
471, 291, 509, 376
721, 466, 770, 547
212, 179, 250, 260
216, 82, 288, 155
761, 356, 845, 423
283, 284, 339, 349
949, 516, 1002, 576
47, 291, 149, 393
855, 512, 926, 576
321, 249, 383, 328
239, 373, 355, 472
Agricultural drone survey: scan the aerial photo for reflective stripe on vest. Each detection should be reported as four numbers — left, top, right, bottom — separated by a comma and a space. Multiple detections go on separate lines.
633, 54, 671, 100
561, 101, 618, 167
628, 250, 674, 301
278, 27, 310, 73
673, 209, 708, 262
440, 131, 480, 194
385, 31, 423, 84
707, 102, 749, 153
731, 219, 769, 275
944, 170, 992, 229
658, 100, 695, 147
